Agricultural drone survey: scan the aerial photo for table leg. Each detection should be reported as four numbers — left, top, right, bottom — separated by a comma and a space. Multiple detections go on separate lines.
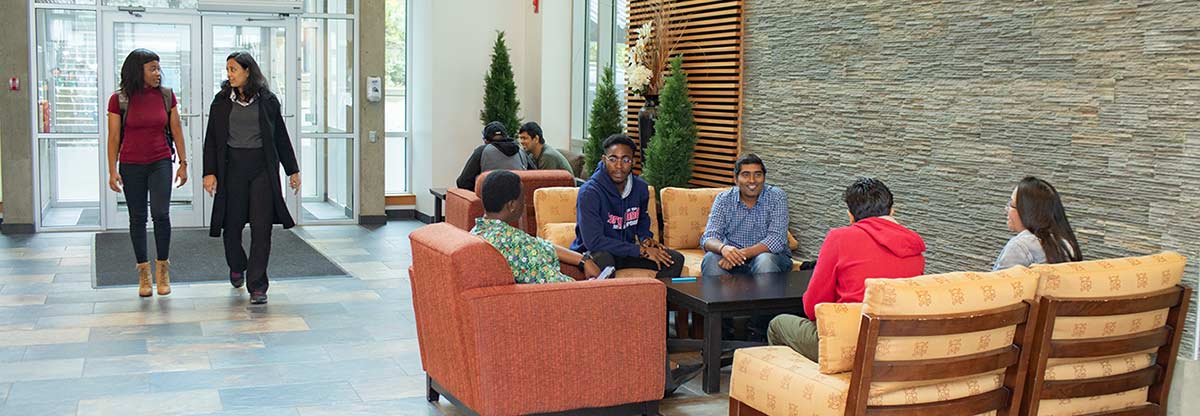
703, 311, 722, 393
433, 199, 443, 223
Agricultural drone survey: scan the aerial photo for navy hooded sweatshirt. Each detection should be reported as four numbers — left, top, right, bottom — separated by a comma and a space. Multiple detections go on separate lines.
569, 162, 652, 257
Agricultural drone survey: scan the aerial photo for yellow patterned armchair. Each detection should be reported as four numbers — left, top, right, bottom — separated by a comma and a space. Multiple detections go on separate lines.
730, 267, 1041, 416
531, 186, 660, 279
1020, 252, 1191, 416
658, 187, 800, 277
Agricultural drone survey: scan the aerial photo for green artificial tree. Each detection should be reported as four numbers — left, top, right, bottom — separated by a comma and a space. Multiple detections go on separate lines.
479, 31, 521, 134
642, 55, 697, 191
585, 67, 624, 171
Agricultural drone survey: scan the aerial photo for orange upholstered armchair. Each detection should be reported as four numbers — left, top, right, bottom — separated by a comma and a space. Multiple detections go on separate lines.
445, 169, 576, 235
408, 223, 665, 415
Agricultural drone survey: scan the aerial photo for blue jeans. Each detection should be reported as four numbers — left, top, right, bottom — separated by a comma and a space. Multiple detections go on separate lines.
700, 251, 792, 277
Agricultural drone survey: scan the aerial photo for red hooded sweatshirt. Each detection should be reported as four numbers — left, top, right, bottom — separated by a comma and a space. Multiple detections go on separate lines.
802, 216, 926, 319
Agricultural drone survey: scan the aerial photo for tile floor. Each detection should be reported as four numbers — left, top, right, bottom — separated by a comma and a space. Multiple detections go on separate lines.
0, 220, 1194, 415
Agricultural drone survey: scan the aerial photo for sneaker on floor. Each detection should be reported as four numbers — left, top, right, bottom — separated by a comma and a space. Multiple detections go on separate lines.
249, 291, 268, 305
230, 271, 245, 289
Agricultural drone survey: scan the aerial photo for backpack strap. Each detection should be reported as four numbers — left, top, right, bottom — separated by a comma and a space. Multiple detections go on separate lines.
160, 87, 173, 115
160, 87, 177, 162
117, 91, 129, 153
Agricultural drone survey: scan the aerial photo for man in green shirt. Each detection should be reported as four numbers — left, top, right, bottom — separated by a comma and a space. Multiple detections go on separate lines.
470, 169, 702, 396
471, 170, 601, 283
518, 122, 575, 175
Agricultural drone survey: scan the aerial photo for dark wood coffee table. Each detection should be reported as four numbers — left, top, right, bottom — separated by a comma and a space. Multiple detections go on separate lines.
661, 270, 812, 393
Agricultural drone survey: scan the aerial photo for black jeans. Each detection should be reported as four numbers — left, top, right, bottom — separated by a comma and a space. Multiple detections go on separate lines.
589, 248, 686, 278
119, 159, 173, 263
223, 147, 274, 294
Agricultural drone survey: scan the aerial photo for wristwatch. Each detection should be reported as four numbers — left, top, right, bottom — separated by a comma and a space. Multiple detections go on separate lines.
578, 253, 593, 271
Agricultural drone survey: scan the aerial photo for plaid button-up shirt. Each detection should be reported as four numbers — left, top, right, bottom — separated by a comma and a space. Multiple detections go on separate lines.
700, 186, 790, 255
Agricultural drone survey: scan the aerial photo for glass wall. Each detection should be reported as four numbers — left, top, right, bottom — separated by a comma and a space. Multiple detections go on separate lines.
574, 0, 627, 143
306, 0, 353, 14
103, 0, 198, 6
35, 9, 101, 228
112, 21, 198, 219
581, 0, 599, 137
384, 0, 407, 195
613, 0, 628, 96
210, 25, 288, 108
301, 19, 353, 134
299, 14, 356, 221
37, 9, 99, 135
31, 0, 368, 229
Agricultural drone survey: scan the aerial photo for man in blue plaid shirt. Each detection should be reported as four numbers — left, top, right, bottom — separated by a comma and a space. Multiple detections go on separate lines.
699, 153, 792, 277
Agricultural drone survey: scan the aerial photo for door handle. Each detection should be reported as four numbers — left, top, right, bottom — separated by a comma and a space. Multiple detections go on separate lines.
283, 114, 295, 118
179, 113, 201, 118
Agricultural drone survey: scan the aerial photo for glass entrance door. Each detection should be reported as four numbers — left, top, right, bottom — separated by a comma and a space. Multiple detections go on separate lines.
201, 15, 300, 226
101, 12, 204, 229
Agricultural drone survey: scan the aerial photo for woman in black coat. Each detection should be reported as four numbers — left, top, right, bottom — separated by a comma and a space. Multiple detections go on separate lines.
202, 51, 300, 305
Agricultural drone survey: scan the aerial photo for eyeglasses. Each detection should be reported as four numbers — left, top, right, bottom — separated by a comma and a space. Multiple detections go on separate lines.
605, 155, 633, 165
1005, 200, 1015, 210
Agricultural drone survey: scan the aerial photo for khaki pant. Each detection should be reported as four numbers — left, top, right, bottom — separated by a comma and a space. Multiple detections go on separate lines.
767, 314, 820, 362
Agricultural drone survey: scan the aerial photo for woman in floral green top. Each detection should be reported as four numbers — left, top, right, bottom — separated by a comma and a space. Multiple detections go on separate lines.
470, 170, 601, 283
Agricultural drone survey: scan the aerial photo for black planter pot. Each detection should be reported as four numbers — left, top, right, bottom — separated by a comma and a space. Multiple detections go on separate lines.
637, 94, 659, 160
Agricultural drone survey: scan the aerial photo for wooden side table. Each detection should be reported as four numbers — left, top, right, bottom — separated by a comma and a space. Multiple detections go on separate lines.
429, 187, 447, 223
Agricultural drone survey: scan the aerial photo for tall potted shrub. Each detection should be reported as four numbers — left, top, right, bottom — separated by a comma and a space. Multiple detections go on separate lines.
480, 31, 521, 134
584, 67, 623, 171
642, 55, 697, 191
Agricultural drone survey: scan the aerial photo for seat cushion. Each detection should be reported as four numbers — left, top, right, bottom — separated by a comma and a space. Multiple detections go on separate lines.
541, 223, 576, 248
809, 268, 1039, 374
731, 346, 1001, 416
1027, 252, 1184, 415
659, 187, 727, 249
1034, 387, 1149, 416
678, 248, 705, 277
614, 268, 658, 279
533, 187, 579, 237
1035, 349, 1155, 414
1043, 350, 1155, 382
659, 187, 800, 252
1031, 252, 1185, 299
1031, 251, 1185, 341
861, 267, 1039, 316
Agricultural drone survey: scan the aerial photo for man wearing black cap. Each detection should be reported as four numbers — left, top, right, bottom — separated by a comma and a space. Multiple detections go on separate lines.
455, 121, 536, 191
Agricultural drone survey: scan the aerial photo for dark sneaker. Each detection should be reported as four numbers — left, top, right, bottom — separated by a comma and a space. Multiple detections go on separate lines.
230, 271, 245, 289
249, 291, 268, 305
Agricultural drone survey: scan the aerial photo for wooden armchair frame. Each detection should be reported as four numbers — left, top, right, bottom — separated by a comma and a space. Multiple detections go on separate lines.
1020, 285, 1192, 416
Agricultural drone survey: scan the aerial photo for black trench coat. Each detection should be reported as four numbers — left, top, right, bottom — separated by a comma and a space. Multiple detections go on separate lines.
202, 89, 300, 237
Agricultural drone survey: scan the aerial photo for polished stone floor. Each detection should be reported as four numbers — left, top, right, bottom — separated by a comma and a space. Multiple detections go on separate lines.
0, 220, 1194, 415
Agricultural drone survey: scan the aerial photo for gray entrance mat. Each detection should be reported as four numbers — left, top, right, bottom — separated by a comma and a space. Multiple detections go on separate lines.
93, 228, 350, 287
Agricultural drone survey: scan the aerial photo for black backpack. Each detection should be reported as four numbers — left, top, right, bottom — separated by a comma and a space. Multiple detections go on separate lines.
116, 87, 176, 162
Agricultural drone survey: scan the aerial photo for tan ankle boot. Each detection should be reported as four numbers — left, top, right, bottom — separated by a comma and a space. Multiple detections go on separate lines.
155, 260, 171, 296
137, 262, 152, 297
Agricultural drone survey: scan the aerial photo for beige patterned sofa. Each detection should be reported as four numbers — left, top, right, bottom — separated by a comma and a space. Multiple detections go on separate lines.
729, 252, 1193, 416
730, 267, 1042, 415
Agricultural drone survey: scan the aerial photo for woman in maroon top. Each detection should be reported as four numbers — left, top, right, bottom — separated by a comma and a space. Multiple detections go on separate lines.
105, 48, 188, 298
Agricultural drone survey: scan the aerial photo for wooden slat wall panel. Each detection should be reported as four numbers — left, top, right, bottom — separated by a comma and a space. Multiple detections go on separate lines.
626, 0, 742, 187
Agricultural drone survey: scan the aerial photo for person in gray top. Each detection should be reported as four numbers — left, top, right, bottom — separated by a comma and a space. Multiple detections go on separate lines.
226, 99, 262, 149
455, 121, 535, 191
993, 176, 1082, 271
